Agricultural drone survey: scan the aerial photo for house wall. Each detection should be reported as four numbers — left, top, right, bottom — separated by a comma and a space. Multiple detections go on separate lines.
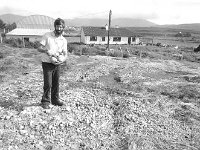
131, 37, 140, 45
65, 36, 81, 43
84, 36, 104, 45
109, 37, 128, 45
83, 36, 130, 45
6, 35, 82, 43
80, 29, 86, 43
6, 35, 42, 42
81, 29, 138, 45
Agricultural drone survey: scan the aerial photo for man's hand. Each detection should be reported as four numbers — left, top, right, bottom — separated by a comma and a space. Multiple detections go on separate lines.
50, 56, 63, 65
37, 45, 48, 53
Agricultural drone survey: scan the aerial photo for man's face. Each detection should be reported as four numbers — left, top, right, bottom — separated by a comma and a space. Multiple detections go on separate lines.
54, 24, 64, 36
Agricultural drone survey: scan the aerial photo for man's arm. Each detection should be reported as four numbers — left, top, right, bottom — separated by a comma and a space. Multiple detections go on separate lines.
62, 40, 68, 61
37, 33, 49, 54
37, 44, 48, 53
62, 48, 68, 62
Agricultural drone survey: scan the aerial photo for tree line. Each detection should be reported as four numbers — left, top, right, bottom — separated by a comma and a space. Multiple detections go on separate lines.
0, 19, 16, 33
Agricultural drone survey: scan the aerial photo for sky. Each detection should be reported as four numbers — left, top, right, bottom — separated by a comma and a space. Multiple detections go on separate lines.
0, 0, 200, 25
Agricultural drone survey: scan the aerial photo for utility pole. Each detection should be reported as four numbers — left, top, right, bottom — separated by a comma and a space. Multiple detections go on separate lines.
107, 10, 112, 51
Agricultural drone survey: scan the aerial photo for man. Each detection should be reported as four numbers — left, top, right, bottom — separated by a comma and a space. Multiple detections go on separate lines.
37, 18, 68, 109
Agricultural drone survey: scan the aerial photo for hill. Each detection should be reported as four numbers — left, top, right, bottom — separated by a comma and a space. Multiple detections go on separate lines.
0, 14, 156, 27
1, 13, 200, 31
0, 14, 25, 24
65, 18, 157, 27
159, 23, 200, 32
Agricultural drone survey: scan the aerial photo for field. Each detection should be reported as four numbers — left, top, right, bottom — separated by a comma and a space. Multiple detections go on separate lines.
1, 28, 200, 150
128, 26, 200, 48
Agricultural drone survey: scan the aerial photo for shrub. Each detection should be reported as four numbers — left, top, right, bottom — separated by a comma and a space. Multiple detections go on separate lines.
95, 45, 106, 51
182, 53, 196, 62
108, 49, 123, 57
33, 41, 41, 49
15, 38, 23, 48
3, 58, 14, 65
3, 38, 41, 49
1, 33, 5, 38
0, 52, 5, 59
122, 52, 130, 58
68, 44, 80, 53
3, 38, 23, 48
82, 47, 90, 54
24, 40, 33, 48
95, 49, 106, 56
84, 47, 106, 56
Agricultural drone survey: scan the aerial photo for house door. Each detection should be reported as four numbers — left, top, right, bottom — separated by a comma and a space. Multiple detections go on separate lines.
128, 37, 131, 45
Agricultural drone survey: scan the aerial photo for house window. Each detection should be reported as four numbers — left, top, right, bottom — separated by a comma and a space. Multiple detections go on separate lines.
132, 37, 136, 41
90, 36, 97, 41
102, 37, 105, 41
113, 37, 121, 42
24, 37, 29, 42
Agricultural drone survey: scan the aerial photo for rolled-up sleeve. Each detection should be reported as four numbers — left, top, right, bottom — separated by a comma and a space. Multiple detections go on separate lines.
63, 39, 68, 56
40, 33, 47, 46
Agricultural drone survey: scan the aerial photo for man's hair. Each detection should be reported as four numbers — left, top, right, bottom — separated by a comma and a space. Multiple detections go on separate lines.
54, 18, 65, 28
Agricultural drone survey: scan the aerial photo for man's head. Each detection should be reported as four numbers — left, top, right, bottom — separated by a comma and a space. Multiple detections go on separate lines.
54, 18, 65, 36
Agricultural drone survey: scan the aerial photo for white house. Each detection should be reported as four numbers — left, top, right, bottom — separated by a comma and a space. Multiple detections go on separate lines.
6, 15, 54, 42
81, 26, 139, 45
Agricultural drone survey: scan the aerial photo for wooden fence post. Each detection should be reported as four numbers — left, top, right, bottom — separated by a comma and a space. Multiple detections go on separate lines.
22, 37, 25, 48
80, 48, 82, 56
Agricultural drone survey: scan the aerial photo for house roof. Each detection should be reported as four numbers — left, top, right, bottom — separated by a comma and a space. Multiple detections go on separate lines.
82, 26, 134, 37
6, 28, 53, 36
17, 15, 54, 29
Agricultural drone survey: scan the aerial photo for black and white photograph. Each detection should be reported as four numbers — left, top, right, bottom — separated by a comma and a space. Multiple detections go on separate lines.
0, 0, 200, 149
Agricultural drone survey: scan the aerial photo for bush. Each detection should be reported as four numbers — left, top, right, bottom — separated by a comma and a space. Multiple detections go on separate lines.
67, 44, 107, 56
122, 52, 130, 58
3, 38, 23, 48
183, 53, 196, 62
14, 38, 23, 48
68, 44, 81, 53
95, 49, 106, 56
175, 32, 191, 37
3, 38, 41, 49
95, 45, 106, 51
82, 47, 90, 54
0, 52, 5, 59
1, 33, 5, 38
24, 40, 33, 48
33, 41, 41, 49
83, 47, 106, 56
108, 49, 123, 57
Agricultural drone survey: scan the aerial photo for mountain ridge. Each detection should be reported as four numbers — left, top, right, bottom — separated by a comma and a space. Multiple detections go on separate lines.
1, 14, 200, 31
159, 23, 200, 32
0, 14, 157, 27
0, 14, 25, 24
64, 18, 157, 27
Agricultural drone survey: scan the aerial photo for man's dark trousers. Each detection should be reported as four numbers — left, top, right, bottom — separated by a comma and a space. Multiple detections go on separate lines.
41, 62, 60, 104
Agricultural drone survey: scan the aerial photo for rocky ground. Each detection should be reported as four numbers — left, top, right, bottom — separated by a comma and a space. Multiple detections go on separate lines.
1, 44, 200, 150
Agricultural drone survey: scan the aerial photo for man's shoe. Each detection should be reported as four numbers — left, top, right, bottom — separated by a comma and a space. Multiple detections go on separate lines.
52, 101, 64, 106
41, 102, 50, 109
